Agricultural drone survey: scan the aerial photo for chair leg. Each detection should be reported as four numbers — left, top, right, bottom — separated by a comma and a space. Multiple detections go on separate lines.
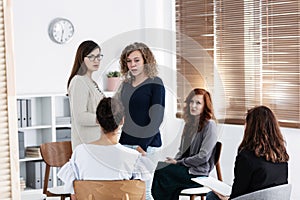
61, 196, 65, 200
190, 195, 196, 200
201, 195, 205, 200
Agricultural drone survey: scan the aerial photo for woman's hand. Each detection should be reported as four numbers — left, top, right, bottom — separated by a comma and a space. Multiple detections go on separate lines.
165, 157, 177, 164
214, 191, 229, 200
136, 146, 147, 156
71, 194, 77, 200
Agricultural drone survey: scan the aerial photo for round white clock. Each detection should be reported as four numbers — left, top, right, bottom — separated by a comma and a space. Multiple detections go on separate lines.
48, 18, 74, 44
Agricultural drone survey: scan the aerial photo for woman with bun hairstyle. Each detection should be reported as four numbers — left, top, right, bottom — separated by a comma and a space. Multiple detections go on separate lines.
58, 97, 154, 200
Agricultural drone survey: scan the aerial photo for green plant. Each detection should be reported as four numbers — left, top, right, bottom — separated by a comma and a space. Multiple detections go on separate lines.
106, 71, 121, 78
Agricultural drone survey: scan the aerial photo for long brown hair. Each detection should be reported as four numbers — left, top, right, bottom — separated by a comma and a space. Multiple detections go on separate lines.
183, 88, 216, 132
67, 40, 101, 89
119, 42, 157, 82
239, 105, 289, 163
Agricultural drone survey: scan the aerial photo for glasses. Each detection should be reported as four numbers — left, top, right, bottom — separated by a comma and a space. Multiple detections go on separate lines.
86, 54, 103, 62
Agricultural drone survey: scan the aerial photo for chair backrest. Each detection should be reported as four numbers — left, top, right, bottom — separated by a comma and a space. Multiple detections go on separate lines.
231, 184, 292, 200
214, 141, 223, 181
40, 141, 72, 195
40, 141, 72, 167
179, 141, 223, 199
73, 180, 146, 200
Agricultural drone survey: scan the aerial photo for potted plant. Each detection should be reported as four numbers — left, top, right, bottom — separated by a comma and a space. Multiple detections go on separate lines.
106, 71, 121, 91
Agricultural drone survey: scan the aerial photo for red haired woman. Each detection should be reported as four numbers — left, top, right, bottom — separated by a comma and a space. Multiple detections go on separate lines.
152, 88, 218, 200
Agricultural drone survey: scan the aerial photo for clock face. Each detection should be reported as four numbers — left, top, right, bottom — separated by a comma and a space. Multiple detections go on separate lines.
48, 18, 74, 44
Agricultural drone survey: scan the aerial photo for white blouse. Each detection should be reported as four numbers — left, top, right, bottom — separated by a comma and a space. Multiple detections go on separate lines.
57, 143, 155, 194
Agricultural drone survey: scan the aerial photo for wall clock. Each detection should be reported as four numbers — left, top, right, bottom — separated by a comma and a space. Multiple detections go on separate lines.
48, 18, 74, 44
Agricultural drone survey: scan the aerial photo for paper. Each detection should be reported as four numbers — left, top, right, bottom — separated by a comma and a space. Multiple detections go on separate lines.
191, 176, 232, 196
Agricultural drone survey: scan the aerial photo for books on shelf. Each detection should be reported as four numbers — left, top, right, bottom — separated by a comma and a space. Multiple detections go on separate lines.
20, 177, 26, 191
18, 131, 25, 159
192, 176, 232, 196
17, 99, 32, 128
25, 146, 41, 158
26, 161, 53, 189
56, 116, 71, 125
17, 99, 21, 127
56, 128, 71, 142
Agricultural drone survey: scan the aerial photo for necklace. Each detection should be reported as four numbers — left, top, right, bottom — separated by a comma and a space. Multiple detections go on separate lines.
93, 80, 106, 97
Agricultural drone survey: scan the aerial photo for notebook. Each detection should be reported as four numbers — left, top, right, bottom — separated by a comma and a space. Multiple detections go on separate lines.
191, 176, 232, 196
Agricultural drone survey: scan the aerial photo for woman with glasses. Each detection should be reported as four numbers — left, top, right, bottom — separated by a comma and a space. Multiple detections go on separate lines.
67, 40, 105, 149
115, 42, 165, 200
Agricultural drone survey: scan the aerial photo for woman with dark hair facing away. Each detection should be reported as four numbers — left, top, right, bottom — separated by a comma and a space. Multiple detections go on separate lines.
67, 40, 105, 149
151, 88, 218, 200
115, 42, 165, 199
206, 105, 289, 200
58, 97, 154, 200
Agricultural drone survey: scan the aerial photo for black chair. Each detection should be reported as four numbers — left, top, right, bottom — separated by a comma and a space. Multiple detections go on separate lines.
180, 141, 223, 200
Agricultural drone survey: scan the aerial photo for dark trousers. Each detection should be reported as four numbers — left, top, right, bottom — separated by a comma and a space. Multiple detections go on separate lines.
151, 162, 202, 200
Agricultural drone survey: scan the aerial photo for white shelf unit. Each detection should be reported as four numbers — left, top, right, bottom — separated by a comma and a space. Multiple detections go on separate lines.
17, 93, 71, 192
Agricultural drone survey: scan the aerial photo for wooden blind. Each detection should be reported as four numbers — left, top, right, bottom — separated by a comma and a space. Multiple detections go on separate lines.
215, 0, 262, 121
215, 0, 300, 127
176, 0, 300, 128
0, 0, 20, 199
176, 0, 214, 116
261, 0, 300, 127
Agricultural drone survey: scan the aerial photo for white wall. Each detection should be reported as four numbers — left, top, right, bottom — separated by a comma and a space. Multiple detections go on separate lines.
13, 0, 177, 96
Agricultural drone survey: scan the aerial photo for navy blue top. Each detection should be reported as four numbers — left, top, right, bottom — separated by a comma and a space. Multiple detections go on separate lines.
119, 77, 165, 151
230, 149, 288, 199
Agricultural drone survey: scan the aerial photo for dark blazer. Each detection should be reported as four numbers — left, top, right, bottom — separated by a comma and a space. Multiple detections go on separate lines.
230, 150, 288, 199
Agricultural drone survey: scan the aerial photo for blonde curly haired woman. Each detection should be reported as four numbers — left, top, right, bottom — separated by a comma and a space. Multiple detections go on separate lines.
115, 42, 165, 200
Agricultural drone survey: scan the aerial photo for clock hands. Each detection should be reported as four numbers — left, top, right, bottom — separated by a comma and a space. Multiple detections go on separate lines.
61, 29, 64, 43
58, 22, 64, 43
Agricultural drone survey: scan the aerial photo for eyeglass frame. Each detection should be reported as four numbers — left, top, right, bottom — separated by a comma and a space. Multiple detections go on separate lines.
85, 54, 104, 62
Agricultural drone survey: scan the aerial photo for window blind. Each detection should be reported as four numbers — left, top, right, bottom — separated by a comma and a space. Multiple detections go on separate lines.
176, 0, 214, 117
0, 0, 20, 199
176, 0, 300, 128
215, 0, 262, 122
261, 0, 300, 127
215, 0, 300, 127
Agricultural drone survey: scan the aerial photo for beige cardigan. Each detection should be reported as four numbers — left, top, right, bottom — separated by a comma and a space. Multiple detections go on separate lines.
68, 75, 105, 149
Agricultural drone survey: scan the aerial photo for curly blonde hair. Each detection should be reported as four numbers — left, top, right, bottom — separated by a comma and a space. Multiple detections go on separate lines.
119, 42, 158, 82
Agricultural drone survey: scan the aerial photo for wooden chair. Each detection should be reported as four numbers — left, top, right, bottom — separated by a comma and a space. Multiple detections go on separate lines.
40, 141, 72, 200
74, 180, 146, 200
180, 141, 223, 200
